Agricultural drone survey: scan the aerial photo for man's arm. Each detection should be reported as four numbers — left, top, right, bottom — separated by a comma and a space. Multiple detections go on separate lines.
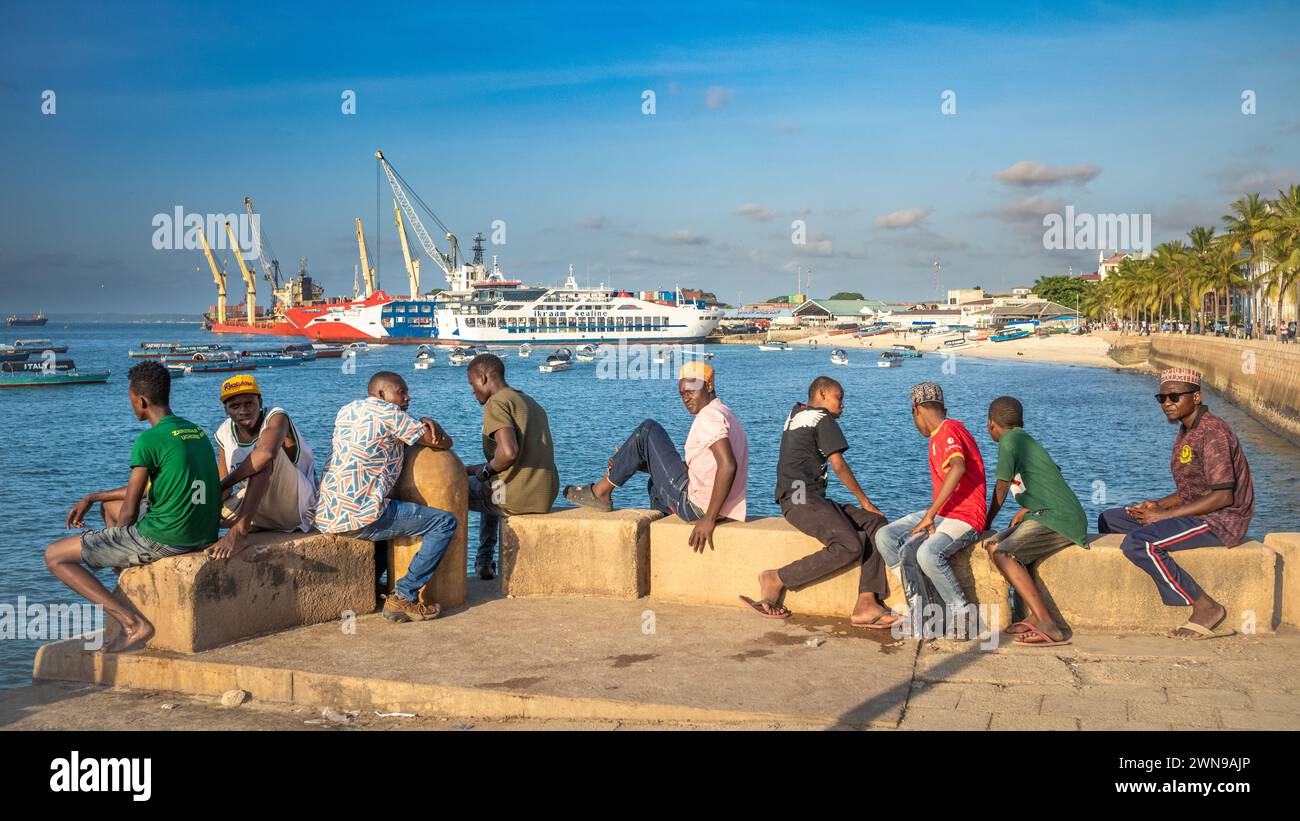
1132, 489, 1233, 524
219, 414, 289, 494
418, 418, 453, 450
468, 426, 519, 476
103, 467, 150, 529
689, 437, 736, 553
912, 455, 965, 536
985, 478, 1011, 530
66, 484, 131, 529
828, 451, 882, 515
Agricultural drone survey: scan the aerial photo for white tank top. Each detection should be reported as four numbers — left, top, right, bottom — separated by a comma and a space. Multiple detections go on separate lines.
215, 407, 318, 531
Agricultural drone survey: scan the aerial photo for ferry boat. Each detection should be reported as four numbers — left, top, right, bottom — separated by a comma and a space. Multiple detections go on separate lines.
830, 349, 849, 365
291, 267, 721, 346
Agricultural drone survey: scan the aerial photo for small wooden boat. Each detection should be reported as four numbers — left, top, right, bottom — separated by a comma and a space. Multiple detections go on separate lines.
310, 344, 347, 359
0, 369, 111, 387
130, 342, 232, 358
414, 350, 435, 370
991, 329, 1031, 342
758, 340, 791, 352
448, 346, 484, 366
679, 349, 714, 360
878, 352, 902, 367
539, 348, 574, 373
518, 343, 532, 358
575, 344, 598, 363
11, 338, 68, 354
887, 344, 922, 359
830, 349, 849, 365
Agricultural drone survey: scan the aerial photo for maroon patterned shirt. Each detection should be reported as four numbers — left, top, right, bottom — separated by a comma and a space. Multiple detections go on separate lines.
1170, 408, 1254, 546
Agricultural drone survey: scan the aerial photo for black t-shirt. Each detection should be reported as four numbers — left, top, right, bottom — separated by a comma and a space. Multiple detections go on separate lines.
774, 402, 850, 503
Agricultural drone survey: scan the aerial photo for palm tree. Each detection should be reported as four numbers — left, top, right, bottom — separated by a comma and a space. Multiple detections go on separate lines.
1224, 193, 1270, 335
1255, 185, 1300, 339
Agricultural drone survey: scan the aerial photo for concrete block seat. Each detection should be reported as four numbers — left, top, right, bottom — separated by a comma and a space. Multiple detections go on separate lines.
648, 515, 1010, 622
111, 530, 377, 653
500, 507, 664, 599
1027, 534, 1280, 632
1263, 533, 1300, 627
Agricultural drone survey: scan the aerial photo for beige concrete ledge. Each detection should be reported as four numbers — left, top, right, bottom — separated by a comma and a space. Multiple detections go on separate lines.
500, 508, 664, 599
1263, 533, 1299, 627
649, 515, 1010, 622
111, 531, 376, 654
1031, 535, 1279, 632
390, 446, 469, 608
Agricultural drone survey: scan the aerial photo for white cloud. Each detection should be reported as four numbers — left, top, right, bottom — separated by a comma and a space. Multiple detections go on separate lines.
994, 160, 1100, 187
734, 203, 775, 222
705, 86, 733, 109
988, 195, 1066, 223
874, 207, 932, 229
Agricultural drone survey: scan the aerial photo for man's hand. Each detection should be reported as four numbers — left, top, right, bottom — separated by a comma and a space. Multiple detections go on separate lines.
1131, 500, 1159, 511
422, 418, 452, 449
909, 514, 936, 538
206, 530, 251, 561
66, 496, 93, 530
688, 517, 718, 553
1129, 506, 1167, 525
857, 497, 884, 517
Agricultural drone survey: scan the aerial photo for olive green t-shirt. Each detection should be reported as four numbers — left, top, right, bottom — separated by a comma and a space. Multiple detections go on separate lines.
130, 415, 222, 547
994, 427, 1087, 547
481, 387, 558, 515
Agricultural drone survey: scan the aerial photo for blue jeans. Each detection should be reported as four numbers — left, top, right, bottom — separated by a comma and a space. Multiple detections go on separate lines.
352, 499, 458, 602
607, 419, 702, 522
468, 475, 503, 570
873, 510, 978, 614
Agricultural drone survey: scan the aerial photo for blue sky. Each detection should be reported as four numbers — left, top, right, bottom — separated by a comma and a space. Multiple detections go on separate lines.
1, 1, 1298, 313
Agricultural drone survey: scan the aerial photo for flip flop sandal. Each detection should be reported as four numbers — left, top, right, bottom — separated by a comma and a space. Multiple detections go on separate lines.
1013, 626, 1071, 647
1168, 621, 1236, 640
738, 595, 791, 619
851, 611, 903, 630
1004, 620, 1037, 635
563, 483, 612, 512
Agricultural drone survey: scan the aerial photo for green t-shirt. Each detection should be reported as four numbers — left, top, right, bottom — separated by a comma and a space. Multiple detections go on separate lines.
481, 387, 559, 515
130, 415, 222, 547
994, 427, 1087, 547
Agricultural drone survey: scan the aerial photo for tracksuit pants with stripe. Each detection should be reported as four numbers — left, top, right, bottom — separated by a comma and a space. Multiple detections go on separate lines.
1097, 508, 1222, 606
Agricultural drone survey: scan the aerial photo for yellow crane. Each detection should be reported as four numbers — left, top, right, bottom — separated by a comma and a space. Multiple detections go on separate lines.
393, 199, 420, 297
224, 221, 258, 325
198, 226, 227, 324
354, 218, 377, 296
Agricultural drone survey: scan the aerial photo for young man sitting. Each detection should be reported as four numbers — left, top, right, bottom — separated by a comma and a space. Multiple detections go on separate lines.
873, 383, 987, 639
740, 376, 899, 628
563, 360, 748, 552
983, 395, 1087, 647
314, 371, 459, 623
1097, 367, 1254, 639
464, 353, 559, 579
208, 374, 318, 560
46, 361, 221, 652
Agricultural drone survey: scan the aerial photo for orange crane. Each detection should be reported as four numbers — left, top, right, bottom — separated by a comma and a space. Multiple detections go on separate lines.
198, 226, 227, 324
355, 218, 377, 297
224, 221, 258, 325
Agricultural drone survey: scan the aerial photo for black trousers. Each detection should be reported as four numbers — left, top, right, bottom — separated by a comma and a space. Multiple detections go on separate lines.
777, 495, 890, 597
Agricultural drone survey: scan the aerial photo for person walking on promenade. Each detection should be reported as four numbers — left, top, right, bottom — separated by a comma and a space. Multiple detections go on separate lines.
46, 361, 221, 652
464, 353, 559, 580
1097, 367, 1254, 639
739, 376, 899, 627
208, 374, 318, 560
563, 360, 748, 552
873, 383, 987, 639
983, 396, 1087, 647
314, 372, 458, 623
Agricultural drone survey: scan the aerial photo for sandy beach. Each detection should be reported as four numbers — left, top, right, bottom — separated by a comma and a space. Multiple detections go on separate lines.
786, 329, 1122, 369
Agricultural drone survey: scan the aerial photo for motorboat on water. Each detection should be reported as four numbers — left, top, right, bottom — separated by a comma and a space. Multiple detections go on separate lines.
518, 343, 532, 358
10, 338, 68, 354
887, 344, 922, 359
758, 340, 791, 352
575, 344, 598, 363
680, 349, 714, 360
830, 349, 849, 365
414, 349, 435, 370
447, 346, 484, 366
990, 329, 1031, 342
539, 348, 574, 373
0, 368, 111, 387
878, 352, 902, 367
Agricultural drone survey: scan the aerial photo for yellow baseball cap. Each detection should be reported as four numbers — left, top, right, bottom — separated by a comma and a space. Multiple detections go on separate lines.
220, 374, 261, 402
679, 361, 714, 383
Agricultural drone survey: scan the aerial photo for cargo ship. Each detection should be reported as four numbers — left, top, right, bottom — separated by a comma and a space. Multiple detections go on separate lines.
6, 312, 47, 327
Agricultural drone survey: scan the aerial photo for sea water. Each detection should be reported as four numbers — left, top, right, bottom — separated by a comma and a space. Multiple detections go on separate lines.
0, 323, 1296, 687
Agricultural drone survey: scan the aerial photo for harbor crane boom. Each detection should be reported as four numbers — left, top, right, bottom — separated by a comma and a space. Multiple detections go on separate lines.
354, 218, 377, 297
375, 150, 457, 284
244, 196, 285, 310
393, 199, 421, 297
198, 226, 227, 324
224, 221, 258, 325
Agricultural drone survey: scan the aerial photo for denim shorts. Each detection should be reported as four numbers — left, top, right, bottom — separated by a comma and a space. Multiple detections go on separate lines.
80, 524, 196, 570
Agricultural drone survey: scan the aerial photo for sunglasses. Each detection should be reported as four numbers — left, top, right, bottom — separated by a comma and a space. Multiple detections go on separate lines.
1155, 390, 1197, 404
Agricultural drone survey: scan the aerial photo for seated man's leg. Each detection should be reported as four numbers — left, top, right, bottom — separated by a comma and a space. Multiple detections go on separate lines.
989, 520, 1073, 643
1119, 517, 1223, 620
912, 526, 975, 636
354, 500, 458, 620
244, 447, 305, 532
872, 510, 926, 571
467, 475, 503, 578
743, 496, 867, 619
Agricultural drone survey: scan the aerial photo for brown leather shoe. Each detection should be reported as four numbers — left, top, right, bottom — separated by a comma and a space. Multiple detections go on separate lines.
382, 593, 441, 622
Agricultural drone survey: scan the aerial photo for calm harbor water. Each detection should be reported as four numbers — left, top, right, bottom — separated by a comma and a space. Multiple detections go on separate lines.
1, 323, 1297, 688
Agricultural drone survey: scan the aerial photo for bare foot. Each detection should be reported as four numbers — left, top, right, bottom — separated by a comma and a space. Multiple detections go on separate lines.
750, 569, 785, 615
851, 593, 900, 628
207, 531, 251, 561
102, 615, 154, 653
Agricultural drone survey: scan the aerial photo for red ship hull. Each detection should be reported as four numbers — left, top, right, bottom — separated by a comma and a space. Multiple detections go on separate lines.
206, 319, 305, 337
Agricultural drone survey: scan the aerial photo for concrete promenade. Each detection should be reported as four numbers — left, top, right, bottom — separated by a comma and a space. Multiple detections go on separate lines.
12, 580, 1300, 731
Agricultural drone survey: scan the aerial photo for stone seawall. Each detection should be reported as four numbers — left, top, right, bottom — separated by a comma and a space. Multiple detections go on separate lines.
1112, 335, 1300, 444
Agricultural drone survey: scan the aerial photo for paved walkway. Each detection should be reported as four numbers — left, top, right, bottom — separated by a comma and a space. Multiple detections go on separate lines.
9, 581, 1300, 730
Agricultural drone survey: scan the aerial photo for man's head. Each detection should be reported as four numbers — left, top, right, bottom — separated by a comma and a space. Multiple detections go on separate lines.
127, 361, 170, 421
909, 382, 946, 436
678, 361, 716, 415
1157, 367, 1202, 424
220, 374, 264, 429
986, 395, 1024, 442
368, 371, 411, 410
467, 353, 506, 405
807, 375, 844, 417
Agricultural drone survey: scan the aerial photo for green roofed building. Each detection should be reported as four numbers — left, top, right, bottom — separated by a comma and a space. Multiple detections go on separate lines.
793, 298, 889, 324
